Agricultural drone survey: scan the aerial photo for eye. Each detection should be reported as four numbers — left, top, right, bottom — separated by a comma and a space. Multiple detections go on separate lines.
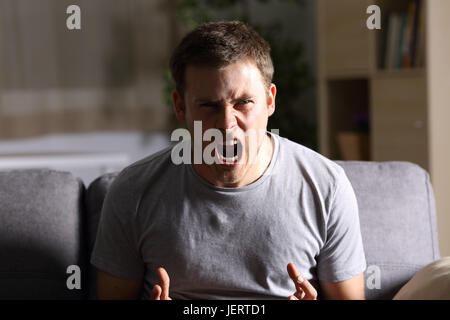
237, 99, 252, 106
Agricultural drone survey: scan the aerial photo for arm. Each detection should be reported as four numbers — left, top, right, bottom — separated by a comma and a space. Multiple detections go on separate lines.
286, 263, 365, 300
319, 273, 365, 300
316, 168, 367, 299
97, 267, 172, 300
97, 269, 143, 300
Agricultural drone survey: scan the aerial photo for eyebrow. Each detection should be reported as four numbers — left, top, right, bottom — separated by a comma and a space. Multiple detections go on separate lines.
195, 95, 255, 104
195, 99, 222, 105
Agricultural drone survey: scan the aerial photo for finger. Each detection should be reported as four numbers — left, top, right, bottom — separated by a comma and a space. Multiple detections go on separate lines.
288, 295, 298, 300
286, 262, 303, 290
294, 289, 306, 300
297, 277, 317, 300
151, 285, 162, 300
287, 262, 317, 300
157, 267, 170, 300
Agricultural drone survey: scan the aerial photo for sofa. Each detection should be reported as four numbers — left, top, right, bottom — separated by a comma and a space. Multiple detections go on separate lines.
0, 161, 440, 299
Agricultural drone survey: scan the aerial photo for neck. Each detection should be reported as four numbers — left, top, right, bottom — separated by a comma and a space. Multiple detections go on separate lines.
237, 132, 274, 187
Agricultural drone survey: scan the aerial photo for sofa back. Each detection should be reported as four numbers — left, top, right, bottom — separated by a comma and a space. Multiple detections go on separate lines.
0, 169, 87, 299
336, 161, 440, 299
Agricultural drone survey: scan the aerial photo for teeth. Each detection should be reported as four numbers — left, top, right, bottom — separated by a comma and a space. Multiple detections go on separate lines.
214, 139, 242, 164
220, 140, 237, 146
215, 148, 239, 163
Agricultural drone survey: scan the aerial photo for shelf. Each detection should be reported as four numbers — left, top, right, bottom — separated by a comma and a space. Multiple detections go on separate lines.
373, 68, 426, 79
325, 70, 372, 80
326, 79, 369, 160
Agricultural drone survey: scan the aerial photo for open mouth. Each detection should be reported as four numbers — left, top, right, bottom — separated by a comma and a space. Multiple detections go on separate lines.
215, 139, 243, 165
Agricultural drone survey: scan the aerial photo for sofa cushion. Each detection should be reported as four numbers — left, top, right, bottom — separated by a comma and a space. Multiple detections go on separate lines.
336, 161, 440, 299
0, 169, 86, 299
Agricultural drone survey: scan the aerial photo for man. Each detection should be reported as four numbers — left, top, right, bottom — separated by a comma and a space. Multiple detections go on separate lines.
91, 21, 366, 300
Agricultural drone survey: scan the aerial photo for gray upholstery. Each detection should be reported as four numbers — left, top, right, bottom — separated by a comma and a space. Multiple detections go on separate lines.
336, 161, 440, 299
0, 169, 87, 299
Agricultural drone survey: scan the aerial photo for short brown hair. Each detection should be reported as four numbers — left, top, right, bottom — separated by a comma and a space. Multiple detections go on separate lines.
169, 21, 274, 98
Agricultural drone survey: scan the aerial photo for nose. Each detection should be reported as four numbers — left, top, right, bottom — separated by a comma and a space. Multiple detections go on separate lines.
216, 105, 237, 131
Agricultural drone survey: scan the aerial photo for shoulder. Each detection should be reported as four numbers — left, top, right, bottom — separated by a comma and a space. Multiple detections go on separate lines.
276, 135, 346, 186
107, 145, 175, 197
126, 145, 174, 173
100, 145, 178, 222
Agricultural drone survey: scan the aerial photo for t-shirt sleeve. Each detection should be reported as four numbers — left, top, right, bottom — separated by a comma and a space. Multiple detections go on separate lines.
316, 167, 367, 282
90, 174, 145, 280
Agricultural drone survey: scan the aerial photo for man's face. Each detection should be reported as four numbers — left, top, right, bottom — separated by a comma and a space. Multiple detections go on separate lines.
173, 58, 276, 187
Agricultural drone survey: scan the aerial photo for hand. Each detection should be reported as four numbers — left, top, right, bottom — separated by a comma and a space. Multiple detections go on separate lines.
286, 262, 318, 300
149, 267, 172, 300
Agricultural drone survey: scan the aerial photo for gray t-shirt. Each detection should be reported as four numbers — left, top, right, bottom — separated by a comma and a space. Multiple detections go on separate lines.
91, 133, 366, 299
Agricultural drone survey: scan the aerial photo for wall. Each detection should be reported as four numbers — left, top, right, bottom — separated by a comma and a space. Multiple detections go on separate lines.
427, 0, 450, 257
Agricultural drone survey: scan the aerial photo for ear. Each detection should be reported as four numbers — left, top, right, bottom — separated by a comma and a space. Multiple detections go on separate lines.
267, 83, 276, 117
172, 90, 186, 122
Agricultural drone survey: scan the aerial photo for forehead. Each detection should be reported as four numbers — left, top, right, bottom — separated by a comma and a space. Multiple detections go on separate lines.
184, 59, 265, 98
